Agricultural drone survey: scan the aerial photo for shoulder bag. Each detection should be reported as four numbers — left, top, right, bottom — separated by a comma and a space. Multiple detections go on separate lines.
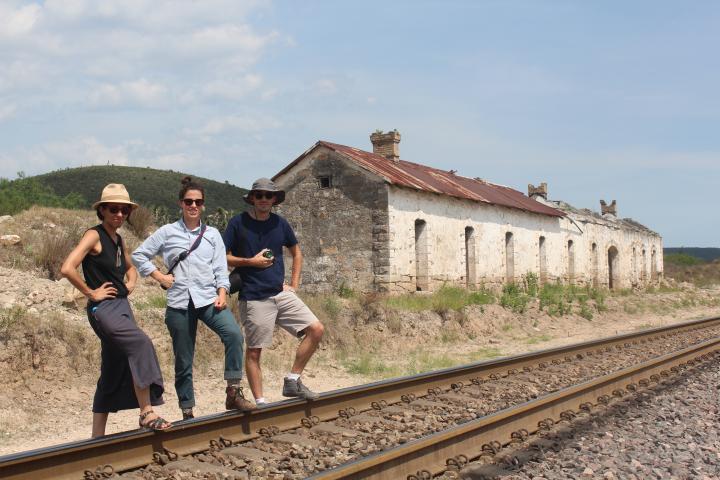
161, 224, 207, 290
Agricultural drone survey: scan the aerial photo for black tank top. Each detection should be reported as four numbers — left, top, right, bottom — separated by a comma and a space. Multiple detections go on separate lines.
82, 225, 129, 298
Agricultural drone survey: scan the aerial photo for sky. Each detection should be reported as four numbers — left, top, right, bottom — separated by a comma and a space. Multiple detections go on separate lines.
0, 1, 718, 247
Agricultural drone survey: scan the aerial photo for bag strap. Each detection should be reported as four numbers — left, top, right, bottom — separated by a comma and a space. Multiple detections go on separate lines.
167, 224, 207, 275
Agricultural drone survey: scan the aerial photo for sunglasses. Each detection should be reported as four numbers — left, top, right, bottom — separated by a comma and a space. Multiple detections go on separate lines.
106, 205, 132, 215
182, 198, 205, 207
252, 192, 275, 200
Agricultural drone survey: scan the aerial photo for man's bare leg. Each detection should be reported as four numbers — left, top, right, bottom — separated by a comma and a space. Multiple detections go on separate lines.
245, 347, 264, 400
290, 322, 325, 374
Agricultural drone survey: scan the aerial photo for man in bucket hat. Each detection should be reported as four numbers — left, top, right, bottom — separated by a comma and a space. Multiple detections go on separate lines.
224, 178, 324, 406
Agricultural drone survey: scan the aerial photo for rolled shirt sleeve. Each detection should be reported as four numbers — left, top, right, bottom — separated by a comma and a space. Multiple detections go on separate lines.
131, 226, 168, 277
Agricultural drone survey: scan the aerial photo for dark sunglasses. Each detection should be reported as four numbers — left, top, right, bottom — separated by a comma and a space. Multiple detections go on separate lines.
182, 198, 205, 207
252, 191, 275, 200
106, 205, 132, 215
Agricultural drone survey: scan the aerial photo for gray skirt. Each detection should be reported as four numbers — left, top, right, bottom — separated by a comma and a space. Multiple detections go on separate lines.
87, 297, 164, 413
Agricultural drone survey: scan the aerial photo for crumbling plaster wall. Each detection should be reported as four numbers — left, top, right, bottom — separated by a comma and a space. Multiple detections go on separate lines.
384, 187, 565, 292
559, 215, 663, 289
385, 187, 663, 293
274, 148, 388, 293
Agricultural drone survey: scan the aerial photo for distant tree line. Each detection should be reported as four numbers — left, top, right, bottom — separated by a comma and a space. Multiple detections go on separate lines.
0, 173, 85, 215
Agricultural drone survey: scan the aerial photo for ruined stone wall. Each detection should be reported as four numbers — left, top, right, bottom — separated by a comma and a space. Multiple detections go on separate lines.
385, 187, 564, 292
274, 148, 388, 293
384, 187, 662, 293
557, 215, 663, 290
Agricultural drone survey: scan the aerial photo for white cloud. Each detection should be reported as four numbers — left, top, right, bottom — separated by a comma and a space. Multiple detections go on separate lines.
0, 3, 40, 37
0, 1, 278, 100
88, 79, 169, 108
0, 103, 17, 122
314, 78, 337, 96
202, 74, 263, 101
190, 115, 282, 136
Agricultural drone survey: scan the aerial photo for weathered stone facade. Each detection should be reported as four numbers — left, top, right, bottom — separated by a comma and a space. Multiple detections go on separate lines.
275, 148, 389, 292
274, 133, 662, 294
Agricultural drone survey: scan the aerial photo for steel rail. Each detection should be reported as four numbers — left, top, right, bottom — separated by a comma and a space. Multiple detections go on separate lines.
308, 336, 720, 480
1, 315, 718, 480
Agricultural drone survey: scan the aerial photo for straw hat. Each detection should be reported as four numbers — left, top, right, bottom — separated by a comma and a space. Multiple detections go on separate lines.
91, 184, 139, 210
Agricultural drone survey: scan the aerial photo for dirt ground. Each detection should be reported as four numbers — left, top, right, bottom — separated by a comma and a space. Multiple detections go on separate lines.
2, 283, 719, 457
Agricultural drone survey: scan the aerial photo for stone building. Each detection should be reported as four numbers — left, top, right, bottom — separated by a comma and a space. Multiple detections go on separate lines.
274, 130, 663, 293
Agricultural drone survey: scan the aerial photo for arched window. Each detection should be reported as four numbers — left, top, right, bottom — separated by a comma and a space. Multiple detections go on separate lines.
608, 246, 619, 289
651, 249, 657, 281
539, 236, 547, 284
505, 232, 514, 283
465, 227, 476, 288
415, 219, 429, 291
567, 240, 575, 284
591, 243, 598, 287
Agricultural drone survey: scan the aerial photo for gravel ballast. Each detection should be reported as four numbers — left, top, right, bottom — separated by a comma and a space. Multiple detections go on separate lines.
491, 359, 720, 480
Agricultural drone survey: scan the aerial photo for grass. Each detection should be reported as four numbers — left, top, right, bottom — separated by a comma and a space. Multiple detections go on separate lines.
126, 205, 155, 239
342, 353, 400, 377
500, 282, 530, 313
404, 350, 456, 375
525, 334, 553, 345
134, 293, 168, 310
0, 307, 98, 374
0, 306, 26, 341
384, 285, 494, 313
665, 253, 705, 266
465, 347, 503, 362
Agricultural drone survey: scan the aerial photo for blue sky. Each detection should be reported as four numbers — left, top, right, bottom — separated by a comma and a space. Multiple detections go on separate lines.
1, 1, 718, 247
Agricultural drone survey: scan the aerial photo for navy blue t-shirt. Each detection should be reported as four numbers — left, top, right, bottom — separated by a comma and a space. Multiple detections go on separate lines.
223, 212, 298, 301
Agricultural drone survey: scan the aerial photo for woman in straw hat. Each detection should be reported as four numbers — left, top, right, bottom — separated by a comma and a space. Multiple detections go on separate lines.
61, 184, 170, 436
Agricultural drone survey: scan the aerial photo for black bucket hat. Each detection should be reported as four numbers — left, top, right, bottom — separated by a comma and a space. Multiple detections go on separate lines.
243, 178, 286, 205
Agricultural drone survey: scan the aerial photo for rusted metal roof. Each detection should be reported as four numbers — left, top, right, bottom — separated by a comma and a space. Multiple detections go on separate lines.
274, 141, 565, 218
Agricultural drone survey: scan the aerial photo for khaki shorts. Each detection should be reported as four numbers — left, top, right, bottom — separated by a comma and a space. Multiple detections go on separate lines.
239, 291, 319, 348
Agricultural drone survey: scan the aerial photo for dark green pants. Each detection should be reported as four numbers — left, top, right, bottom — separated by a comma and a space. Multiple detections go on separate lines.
165, 299, 244, 409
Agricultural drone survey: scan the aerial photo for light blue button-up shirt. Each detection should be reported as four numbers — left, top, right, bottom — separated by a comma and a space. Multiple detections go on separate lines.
131, 219, 230, 310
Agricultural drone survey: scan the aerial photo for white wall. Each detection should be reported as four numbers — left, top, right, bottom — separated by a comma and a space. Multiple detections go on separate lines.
383, 187, 662, 292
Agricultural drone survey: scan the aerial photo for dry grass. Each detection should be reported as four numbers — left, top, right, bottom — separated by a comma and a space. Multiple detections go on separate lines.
0, 306, 98, 376
126, 205, 155, 239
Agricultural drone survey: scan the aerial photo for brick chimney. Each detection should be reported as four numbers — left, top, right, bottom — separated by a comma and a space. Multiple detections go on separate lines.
370, 129, 401, 161
528, 182, 548, 200
600, 199, 617, 218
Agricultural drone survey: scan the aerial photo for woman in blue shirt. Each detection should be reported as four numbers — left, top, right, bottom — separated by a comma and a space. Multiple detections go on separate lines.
132, 177, 254, 420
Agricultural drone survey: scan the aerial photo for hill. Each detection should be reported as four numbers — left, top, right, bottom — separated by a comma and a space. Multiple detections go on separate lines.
664, 247, 720, 262
33, 165, 248, 213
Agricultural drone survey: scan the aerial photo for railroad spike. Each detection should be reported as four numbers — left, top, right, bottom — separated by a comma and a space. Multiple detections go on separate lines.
407, 470, 432, 480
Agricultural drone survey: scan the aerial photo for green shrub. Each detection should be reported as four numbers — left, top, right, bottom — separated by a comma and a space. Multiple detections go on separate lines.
336, 282, 355, 299
322, 296, 342, 320
467, 289, 495, 305
579, 303, 594, 320
665, 253, 704, 266
0, 174, 84, 215
134, 294, 167, 310
524, 272, 539, 297
500, 282, 530, 313
384, 285, 493, 312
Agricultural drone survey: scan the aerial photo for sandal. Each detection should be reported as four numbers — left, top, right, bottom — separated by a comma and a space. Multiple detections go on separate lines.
139, 410, 172, 431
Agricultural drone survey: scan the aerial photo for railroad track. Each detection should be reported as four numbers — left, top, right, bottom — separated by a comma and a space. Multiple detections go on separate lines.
2, 316, 719, 480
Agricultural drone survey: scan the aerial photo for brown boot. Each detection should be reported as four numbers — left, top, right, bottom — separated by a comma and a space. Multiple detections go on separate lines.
225, 385, 256, 412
